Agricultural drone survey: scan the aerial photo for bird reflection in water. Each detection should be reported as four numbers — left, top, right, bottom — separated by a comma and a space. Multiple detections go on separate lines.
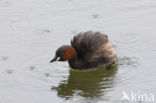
51, 65, 118, 100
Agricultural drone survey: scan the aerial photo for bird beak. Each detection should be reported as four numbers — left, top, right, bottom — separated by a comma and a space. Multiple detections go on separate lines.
50, 56, 58, 63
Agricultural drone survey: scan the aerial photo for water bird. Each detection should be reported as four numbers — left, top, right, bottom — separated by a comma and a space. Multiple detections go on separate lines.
50, 31, 117, 70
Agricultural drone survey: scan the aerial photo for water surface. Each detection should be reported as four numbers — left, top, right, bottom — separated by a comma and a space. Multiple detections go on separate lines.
0, 0, 156, 103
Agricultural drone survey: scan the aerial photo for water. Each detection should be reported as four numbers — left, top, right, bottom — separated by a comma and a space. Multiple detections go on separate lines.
0, 0, 156, 103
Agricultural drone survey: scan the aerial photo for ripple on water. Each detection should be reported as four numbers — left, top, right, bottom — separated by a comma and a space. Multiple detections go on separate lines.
0, 0, 11, 7
113, 33, 141, 44
117, 56, 139, 68
34, 29, 51, 35
1, 56, 8, 61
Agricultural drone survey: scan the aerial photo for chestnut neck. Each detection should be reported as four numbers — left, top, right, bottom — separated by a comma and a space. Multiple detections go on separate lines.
62, 46, 77, 61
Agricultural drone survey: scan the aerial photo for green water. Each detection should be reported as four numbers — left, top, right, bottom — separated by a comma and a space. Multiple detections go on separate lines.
52, 65, 118, 99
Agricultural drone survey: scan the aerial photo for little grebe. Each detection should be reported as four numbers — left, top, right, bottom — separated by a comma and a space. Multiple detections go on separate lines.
50, 31, 117, 70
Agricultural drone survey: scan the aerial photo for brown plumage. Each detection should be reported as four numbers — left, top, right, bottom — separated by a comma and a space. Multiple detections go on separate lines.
50, 31, 117, 70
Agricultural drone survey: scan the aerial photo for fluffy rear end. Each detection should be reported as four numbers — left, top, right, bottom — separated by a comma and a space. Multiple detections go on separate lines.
71, 31, 108, 59
87, 40, 117, 65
